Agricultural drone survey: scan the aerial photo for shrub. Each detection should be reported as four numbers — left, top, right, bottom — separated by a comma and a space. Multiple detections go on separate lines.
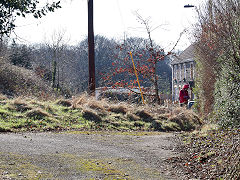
214, 60, 240, 128
193, 0, 240, 128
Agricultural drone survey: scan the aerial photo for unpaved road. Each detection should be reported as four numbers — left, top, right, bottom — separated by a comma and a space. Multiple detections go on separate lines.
0, 132, 181, 179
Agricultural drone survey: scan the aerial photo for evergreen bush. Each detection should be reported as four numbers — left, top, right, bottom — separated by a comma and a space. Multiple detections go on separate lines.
214, 59, 240, 128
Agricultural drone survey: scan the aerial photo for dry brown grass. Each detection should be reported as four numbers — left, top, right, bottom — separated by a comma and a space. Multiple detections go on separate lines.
0, 90, 203, 132
56, 99, 72, 107
72, 94, 89, 107
171, 107, 183, 116
135, 109, 154, 122
29, 100, 45, 109
72, 94, 109, 109
88, 99, 109, 112
126, 113, 140, 121
1, 88, 203, 132
25, 108, 51, 120
82, 108, 102, 123
7, 98, 32, 112
168, 108, 202, 131
68, 94, 202, 131
72, 95, 133, 117
108, 103, 129, 114
72, 94, 110, 118
135, 104, 171, 121
0, 93, 7, 101
145, 105, 170, 114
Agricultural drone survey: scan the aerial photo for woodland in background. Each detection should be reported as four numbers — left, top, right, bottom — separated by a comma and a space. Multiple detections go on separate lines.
0, 35, 172, 99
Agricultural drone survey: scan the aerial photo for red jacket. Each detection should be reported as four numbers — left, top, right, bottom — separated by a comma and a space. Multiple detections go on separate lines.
179, 89, 189, 103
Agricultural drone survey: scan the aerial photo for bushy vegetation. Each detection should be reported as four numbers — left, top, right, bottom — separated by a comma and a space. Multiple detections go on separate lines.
193, 0, 240, 128
214, 58, 240, 127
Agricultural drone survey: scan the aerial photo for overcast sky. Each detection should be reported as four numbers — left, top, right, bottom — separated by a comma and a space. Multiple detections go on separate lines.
13, 0, 206, 51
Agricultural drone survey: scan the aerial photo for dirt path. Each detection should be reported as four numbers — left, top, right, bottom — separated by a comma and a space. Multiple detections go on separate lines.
0, 131, 181, 179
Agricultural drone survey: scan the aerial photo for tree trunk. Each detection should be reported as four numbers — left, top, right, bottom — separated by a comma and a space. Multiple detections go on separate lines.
153, 66, 160, 104
52, 60, 57, 88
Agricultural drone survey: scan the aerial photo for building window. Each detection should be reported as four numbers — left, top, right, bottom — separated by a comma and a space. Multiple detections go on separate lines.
190, 63, 193, 79
181, 64, 184, 81
184, 63, 186, 79
173, 65, 177, 79
175, 87, 179, 101
175, 65, 177, 80
172, 65, 175, 79
179, 64, 182, 81
193, 62, 195, 79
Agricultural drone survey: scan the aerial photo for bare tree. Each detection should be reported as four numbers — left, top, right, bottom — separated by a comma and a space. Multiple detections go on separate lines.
127, 12, 182, 104
45, 29, 69, 90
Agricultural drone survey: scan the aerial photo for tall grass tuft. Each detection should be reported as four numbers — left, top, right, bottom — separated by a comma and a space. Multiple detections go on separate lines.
25, 108, 51, 120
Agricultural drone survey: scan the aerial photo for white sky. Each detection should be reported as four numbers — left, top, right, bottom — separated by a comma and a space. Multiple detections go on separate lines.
14, 0, 206, 51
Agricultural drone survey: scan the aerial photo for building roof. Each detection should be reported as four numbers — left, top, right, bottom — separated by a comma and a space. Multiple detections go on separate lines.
171, 44, 195, 65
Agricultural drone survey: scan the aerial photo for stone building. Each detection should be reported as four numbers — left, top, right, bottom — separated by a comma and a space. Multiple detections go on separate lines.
171, 44, 196, 102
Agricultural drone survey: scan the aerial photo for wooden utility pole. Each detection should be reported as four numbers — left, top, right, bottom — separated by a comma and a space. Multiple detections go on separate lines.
88, 0, 95, 95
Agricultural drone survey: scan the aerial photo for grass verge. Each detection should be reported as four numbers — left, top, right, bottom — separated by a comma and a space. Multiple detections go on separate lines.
0, 95, 202, 133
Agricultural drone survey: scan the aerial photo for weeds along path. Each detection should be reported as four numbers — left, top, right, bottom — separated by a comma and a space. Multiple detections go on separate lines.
0, 131, 181, 179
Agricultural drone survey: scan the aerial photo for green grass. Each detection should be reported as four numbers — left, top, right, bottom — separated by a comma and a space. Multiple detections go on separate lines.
0, 97, 202, 133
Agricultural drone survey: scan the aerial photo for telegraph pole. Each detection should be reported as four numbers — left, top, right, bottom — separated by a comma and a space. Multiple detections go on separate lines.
88, 0, 95, 95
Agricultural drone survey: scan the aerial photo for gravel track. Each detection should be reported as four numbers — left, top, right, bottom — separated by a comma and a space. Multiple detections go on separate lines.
0, 132, 181, 179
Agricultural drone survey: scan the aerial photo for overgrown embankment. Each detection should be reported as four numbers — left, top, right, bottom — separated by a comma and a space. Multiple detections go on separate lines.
166, 126, 240, 179
0, 94, 202, 133
0, 59, 54, 98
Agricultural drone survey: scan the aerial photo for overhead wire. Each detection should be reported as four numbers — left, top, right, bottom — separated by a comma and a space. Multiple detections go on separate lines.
116, 0, 127, 42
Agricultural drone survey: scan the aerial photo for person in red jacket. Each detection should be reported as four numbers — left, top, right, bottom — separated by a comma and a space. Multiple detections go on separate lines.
179, 84, 190, 107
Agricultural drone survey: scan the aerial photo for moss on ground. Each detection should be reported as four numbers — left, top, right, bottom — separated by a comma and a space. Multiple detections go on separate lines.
49, 153, 164, 179
0, 152, 53, 179
57, 154, 129, 179
0, 152, 165, 179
